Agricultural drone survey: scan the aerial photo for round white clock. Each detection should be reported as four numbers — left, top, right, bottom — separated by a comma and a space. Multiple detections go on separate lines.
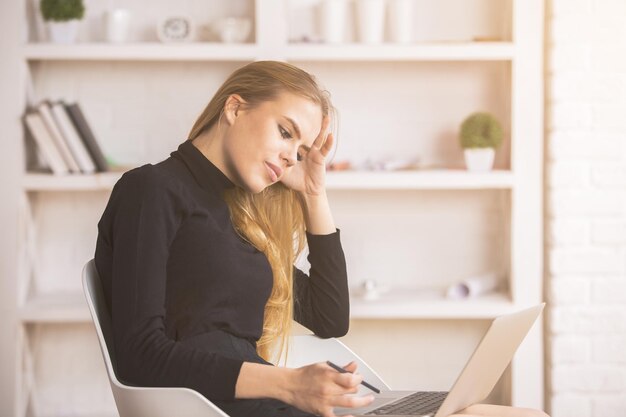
157, 16, 194, 42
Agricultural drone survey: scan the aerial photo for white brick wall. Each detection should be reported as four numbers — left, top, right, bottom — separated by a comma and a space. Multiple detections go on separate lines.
547, 1, 626, 415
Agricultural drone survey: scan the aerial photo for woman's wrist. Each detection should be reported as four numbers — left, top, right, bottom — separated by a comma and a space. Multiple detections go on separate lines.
277, 366, 298, 405
235, 362, 297, 403
300, 191, 336, 235
301, 189, 328, 206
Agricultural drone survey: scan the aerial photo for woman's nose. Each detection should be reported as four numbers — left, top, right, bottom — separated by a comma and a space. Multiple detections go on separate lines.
281, 146, 298, 168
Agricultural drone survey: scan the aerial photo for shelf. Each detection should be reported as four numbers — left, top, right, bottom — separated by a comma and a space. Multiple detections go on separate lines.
326, 170, 514, 190
18, 290, 515, 323
23, 170, 513, 191
23, 172, 125, 191
23, 42, 260, 61
350, 291, 516, 319
19, 292, 90, 323
22, 42, 515, 62
285, 42, 516, 61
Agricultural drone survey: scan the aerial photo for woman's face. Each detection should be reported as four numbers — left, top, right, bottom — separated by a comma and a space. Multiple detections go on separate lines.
221, 91, 323, 193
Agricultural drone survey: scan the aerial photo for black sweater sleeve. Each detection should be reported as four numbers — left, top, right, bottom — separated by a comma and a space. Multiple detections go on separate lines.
293, 230, 350, 338
95, 166, 243, 401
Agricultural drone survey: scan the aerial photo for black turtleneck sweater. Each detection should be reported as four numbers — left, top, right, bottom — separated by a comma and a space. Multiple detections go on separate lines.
94, 140, 349, 402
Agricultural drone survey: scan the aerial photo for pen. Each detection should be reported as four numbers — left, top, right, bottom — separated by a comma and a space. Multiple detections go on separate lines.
326, 360, 381, 394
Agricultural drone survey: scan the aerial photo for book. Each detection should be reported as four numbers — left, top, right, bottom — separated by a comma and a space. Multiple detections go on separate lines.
64, 102, 109, 172
23, 110, 70, 175
37, 100, 81, 173
23, 125, 50, 173
50, 101, 97, 174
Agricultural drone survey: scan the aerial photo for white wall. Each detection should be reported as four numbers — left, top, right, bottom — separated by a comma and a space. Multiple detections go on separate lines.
546, 0, 626, 416
0, 0, 24, 415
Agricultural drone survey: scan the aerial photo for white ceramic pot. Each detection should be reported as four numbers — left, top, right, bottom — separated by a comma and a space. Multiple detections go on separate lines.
47, 20, 79, 44
104, 9, 132, 43
387, 0, 413, 43
355, 0, 386, 44
463, 148, 495, 172
319, 0, 348, 43
212, 18, 251, 43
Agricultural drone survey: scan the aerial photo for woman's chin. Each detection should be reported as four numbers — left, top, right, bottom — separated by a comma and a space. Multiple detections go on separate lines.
244, 179, 272, 194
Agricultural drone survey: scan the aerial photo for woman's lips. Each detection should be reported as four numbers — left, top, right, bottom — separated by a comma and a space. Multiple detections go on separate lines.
265, 161, 282, 182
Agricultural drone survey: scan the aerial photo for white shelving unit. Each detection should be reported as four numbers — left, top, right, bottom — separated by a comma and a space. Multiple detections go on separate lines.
22, 42, 515, 61
10, 0, 544, 415
23, 170, 515, 191
22, 43, 260, 61
350, 292, 516, 320
18, 293, 90, 323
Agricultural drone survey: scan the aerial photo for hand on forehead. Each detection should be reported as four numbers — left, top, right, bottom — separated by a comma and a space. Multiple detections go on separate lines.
271, 91, 326, 147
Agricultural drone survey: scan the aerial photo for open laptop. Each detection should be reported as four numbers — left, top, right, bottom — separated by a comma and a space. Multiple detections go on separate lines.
336, 303, 545, 417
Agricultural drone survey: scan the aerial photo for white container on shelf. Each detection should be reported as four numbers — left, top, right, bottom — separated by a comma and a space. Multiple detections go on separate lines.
387, 0, 413, 43
354, 0, 385, 44
47, 20, 79, 44
319, 0, 348, 43
212, 17, 252, 43
103, 9, 132, 43
464, 148, 496, 172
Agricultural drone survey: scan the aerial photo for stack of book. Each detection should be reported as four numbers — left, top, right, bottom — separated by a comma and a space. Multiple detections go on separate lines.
23, 100, 109, 175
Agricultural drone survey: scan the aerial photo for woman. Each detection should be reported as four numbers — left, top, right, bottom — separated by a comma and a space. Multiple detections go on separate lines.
95, 61, 548, 417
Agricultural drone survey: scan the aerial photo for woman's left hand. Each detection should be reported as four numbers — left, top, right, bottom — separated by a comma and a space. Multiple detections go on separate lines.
280, 115, 334, 196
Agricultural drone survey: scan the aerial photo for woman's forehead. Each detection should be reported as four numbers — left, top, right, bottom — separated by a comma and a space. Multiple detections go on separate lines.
264, 93, 323, 143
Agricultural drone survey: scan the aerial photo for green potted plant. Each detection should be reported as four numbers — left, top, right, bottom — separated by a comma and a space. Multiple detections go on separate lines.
40, 0, 85, 43
459, 112, 504, 172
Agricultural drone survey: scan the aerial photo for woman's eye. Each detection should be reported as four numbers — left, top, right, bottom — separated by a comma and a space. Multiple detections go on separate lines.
279, 125, 292, 139
297, 153, 302, 162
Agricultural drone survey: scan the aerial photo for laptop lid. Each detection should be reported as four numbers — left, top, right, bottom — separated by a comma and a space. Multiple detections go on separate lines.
434, 303, 545, 417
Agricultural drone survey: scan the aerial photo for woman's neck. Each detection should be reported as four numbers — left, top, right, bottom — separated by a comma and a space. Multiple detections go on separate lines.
191, 126, 233, 183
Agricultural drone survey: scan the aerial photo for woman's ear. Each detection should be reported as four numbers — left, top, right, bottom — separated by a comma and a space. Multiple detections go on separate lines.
224, 94, 245, 125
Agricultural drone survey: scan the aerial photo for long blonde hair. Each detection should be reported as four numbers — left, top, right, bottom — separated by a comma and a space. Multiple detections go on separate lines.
187, 61, 335, 363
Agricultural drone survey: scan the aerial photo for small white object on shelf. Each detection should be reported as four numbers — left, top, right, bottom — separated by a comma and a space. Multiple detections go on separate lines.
387, 0, 413, 43
212, 17, 251, 43
356, 279, 391, 300
446, 272, 501, 299
464, 148, 496, 172
355, 0, 386, 43
157, 15, 194, 42
103, 9, 132, 43
319, 0, 348, 43
47, 20, 79, 44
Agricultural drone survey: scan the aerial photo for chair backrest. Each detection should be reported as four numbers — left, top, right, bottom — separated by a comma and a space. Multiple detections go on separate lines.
82, 259, 229, 417
284, 335, 390, 394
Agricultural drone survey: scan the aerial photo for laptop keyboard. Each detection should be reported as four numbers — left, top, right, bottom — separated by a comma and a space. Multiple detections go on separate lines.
365, 391, 448, 416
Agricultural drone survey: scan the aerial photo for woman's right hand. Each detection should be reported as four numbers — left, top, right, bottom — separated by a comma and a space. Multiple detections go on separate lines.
283, 361, 376, 417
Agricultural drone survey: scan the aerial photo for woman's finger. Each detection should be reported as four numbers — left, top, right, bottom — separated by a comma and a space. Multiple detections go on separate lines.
320, 132, 334, 157
313, 115, 331, 149
342, 361, 358, 373
334, 371, 363, 389
331, 394, 376, 410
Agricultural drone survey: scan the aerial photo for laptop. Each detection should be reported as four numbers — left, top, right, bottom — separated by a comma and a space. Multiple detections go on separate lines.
336, 303, 545, 417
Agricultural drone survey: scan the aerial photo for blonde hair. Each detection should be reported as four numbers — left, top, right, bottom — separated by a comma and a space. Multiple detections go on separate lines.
187, 61, 335, 363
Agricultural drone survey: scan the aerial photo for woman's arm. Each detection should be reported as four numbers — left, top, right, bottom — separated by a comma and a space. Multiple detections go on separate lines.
235, 361, 375, 417
301, 191, 336, 235
293, 230, 350, 338
285, 119, 350, 336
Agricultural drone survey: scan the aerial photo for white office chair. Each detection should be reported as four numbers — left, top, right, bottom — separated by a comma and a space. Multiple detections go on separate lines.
82, 259, 389, 417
